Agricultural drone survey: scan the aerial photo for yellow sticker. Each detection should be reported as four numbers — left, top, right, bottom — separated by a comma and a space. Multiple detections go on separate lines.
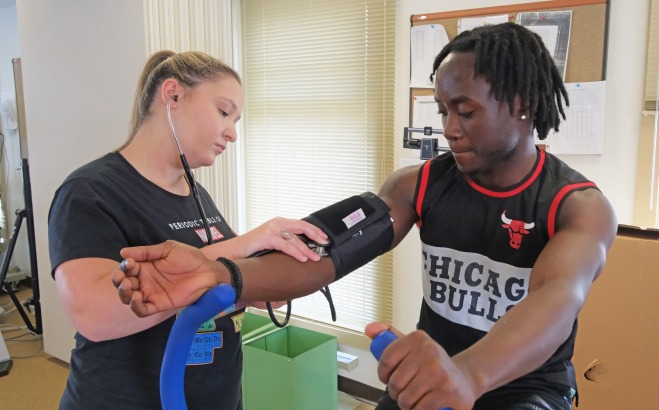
232, 312, 245, 333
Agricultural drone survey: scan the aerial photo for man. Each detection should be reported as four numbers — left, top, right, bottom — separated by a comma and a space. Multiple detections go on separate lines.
113, 23, 616, 410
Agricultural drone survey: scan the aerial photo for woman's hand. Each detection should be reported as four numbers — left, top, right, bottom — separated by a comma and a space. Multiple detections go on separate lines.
233, 217, 328, 262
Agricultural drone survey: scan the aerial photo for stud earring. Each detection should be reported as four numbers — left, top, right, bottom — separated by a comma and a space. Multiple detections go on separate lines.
520, 114, 527, 120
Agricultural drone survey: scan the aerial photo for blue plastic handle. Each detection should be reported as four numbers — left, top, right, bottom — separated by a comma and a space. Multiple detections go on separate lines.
370, 330, 453, 410
370, 329, 398, 361
160, 284, 236, 410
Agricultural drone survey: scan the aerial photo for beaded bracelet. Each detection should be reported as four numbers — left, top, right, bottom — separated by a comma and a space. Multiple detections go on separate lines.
216, 257, 243, 301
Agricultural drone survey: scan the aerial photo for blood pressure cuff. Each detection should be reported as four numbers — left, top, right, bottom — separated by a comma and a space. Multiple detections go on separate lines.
303, 192, 394, 281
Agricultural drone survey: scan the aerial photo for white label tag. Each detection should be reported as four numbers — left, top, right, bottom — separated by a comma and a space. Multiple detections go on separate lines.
342, 208, 366, 229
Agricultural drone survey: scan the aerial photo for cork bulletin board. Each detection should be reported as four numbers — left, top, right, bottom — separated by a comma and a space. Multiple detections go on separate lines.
409, 0, 610, 125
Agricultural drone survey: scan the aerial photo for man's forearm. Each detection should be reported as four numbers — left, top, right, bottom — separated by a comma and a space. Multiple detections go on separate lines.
214, 253, 336, 302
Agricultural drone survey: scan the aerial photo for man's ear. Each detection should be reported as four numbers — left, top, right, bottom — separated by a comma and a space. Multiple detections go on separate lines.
519, 108, 530, 121
512, 95, 531, 120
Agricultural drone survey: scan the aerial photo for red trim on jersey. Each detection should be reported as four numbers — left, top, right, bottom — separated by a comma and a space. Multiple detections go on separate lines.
467, 149, 546, 198
547, 182, 597, 238
415, 160, 432, 228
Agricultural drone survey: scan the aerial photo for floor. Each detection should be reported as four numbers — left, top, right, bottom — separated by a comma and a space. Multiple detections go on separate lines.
339, 391, 376, 409
0, 285, 69, 410
1, 286, 375, 409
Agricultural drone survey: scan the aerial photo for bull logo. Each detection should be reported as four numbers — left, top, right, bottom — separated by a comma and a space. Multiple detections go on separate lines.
501, 210, 535, 249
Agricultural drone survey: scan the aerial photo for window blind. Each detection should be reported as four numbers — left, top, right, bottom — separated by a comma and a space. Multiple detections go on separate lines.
240, 0, 395, 331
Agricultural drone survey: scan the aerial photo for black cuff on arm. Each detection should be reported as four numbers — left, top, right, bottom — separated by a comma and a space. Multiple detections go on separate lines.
303, 192, 394, 281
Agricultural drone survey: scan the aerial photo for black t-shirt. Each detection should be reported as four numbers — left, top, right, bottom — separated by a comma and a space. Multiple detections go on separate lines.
49, 152, 244, 410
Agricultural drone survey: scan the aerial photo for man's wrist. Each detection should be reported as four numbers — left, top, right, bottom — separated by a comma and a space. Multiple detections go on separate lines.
453, 352, 488, 401
216, 257, 243, 301
211, 259, 230, 286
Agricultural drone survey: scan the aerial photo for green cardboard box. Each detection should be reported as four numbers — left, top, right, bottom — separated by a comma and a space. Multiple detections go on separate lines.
241, 311, 275, 341
242, 320, 337, 410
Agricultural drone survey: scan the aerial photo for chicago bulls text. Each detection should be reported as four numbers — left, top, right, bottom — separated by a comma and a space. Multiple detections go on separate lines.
422, 244, 531, 332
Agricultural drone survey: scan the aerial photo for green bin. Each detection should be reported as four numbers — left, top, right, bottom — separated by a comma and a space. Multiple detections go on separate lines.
242, 321, 337, 410
241, 311, 275, 341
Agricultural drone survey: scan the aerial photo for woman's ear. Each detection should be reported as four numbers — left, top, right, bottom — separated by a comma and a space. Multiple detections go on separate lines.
160, 78, 180, 105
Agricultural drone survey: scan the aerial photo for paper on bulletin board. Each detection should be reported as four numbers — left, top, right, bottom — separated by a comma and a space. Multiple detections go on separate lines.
412, 95, 441, 129
457, 14, 509, 34
524, 25, 559, 59
410, 24, 449, 88
545, 81, 606, 155
412, 95, 448, 150
517, 11, 572, 81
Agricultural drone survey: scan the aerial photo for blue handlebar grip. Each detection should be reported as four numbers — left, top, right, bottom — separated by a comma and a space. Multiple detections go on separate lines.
160, 284, 236, 410
369, 330, 453, 410
370, 329, 398, 361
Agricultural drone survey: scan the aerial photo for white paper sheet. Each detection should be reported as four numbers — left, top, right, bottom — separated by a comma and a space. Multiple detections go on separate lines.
412, 95, 441, 129
457, 14, 509, 34
412, 95, 448, 149
410, 24, 449, 88
517, 11, 573, 81
525, 25, 558, 59
546, 81, 606, 155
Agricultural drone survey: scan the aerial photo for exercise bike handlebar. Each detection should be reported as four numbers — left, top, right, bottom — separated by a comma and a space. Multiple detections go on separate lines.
160, 284, 236, 410
370, 330, 453, 410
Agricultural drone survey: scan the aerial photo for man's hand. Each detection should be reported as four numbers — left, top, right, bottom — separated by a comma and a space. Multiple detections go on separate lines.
111, 240, 220, 317
365, 322, 477, 410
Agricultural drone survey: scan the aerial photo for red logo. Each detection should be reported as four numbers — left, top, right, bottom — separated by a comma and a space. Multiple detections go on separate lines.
195, 226, 225, 244
500, 210, 535, 249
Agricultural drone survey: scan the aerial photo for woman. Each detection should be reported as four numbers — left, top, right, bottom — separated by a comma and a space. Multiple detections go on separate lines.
48, 50, 327, 409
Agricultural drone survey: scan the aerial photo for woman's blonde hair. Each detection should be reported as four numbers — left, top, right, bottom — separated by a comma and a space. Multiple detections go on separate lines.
120, 50, 241, 149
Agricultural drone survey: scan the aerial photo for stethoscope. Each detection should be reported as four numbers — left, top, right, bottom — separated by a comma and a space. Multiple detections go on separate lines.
167, 95, 214, 245
166, 96, 335, 328
164, 96, 447, 410
162, 97, 452, 410
161, 96, 337, 409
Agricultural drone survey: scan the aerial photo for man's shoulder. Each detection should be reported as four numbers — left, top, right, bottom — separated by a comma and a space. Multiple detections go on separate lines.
398, 152, 456, 181
542, 150, 591, 184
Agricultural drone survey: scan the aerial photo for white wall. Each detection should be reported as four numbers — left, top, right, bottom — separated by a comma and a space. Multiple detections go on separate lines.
16, 0, 146, 361
0, 5, 19, 94
0, 4, 30, 281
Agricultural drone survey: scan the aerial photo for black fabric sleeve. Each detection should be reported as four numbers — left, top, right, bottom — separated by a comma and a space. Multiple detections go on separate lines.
48, 177, 128, 277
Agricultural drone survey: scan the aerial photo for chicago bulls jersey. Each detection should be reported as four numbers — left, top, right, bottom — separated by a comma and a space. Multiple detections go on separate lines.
413, 147, 596, 394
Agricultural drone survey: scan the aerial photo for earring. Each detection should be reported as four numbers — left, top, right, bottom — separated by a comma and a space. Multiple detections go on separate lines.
520, 114, 527, 120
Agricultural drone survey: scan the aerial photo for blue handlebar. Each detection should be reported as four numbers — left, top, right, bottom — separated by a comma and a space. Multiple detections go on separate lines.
370, 329, 398, 361
369, 330, 453, 410
160, 284, 236, 410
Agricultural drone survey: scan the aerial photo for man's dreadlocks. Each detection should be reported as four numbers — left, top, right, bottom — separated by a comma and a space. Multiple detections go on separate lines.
431, 22, 569, 140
